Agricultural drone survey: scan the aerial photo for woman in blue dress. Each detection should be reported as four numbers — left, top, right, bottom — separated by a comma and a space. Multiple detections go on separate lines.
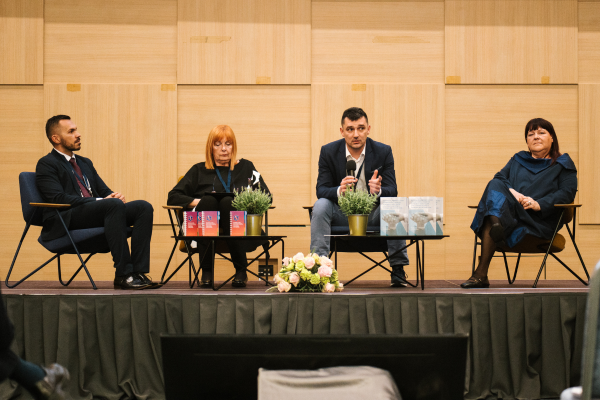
461, 118, 577, 288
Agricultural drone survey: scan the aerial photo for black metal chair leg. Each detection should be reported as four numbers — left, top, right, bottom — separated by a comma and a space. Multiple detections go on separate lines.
533, 210, 565, 288
549, 254, 588, 286
58, 254, 95, 286
566, 224, 590, 282
55, 210, 96, 289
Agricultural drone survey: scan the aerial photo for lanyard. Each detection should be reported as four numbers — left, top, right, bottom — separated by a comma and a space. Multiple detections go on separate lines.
356, 162, 364, 182
215, 168, 232, 192
66, 159, 93, 196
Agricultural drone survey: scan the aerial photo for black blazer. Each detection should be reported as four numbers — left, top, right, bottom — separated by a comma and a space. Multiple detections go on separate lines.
35, 150, 113, 240
316, 138, 398, 203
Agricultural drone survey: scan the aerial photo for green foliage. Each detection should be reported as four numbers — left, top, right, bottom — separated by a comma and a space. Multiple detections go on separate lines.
232, 185, 272, 215
337, 187, 378, 216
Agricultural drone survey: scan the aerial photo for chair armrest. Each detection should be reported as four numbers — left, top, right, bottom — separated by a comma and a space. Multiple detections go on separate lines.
303, 206, 313, 210
467, 206, 477, 209
554, 204, 582, 208
269, 206, 275, 209
162, 205, 183, 210
30, 202, 71, 209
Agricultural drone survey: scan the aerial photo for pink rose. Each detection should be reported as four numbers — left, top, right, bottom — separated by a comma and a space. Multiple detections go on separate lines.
289, 272, 300, 286
323, 283, 335, 293
319, 256, 333, 268
303, 257, 315, 269
335, 282, 344, 292
292, 252, 305, 262
282, 257, 290, 266
318, 265, 333, 278
277, 281, 292, 292
273, 274, 283, 284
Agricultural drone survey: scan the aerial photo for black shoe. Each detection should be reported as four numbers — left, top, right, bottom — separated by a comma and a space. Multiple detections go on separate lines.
231, 278, 248, 288
489, 222, 505, 245
113, 272, 151, 290
35, 363, 69, 399
390, 266, 408, 287
232, 268, 248, 288
460, 276, 490, 289
200, 269, 214, 288
136, 273, 163, 289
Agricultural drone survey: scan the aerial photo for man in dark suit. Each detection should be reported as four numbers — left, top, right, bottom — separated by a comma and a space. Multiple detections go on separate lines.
35, 115, 158, 289
311, 107, 409, 286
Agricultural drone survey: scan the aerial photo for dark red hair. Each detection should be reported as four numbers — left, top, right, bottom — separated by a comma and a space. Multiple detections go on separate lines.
524, 118, 561, 165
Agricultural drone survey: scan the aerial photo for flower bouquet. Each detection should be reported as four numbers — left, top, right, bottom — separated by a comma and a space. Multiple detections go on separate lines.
267, 252, 344, 293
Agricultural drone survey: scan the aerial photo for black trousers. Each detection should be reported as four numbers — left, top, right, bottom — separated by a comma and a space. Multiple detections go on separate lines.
0, 287, 19, 382
195, 196, 248, 272
68, 199, 154, 277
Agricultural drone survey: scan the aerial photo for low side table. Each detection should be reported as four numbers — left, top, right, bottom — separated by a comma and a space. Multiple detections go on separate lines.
327, 234, 449, 290
167, 235, 286, 290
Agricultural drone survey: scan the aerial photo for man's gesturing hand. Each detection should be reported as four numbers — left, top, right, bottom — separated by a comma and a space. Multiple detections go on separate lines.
339, 176, 357, 195
369, 170, 382, 195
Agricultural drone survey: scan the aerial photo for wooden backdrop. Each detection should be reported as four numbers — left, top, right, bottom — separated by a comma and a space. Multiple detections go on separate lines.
1, 0, 599, 284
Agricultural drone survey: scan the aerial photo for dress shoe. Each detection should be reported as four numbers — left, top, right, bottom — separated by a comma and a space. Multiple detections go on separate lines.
460, 276, 490, 289
35, 363, 69, 400
390, 266, 408, 288
232, 269, 248, 288
113, 272, 151, 290
136, 272, 163, 289
200, 269, 214, 288
489, 222, 505, 245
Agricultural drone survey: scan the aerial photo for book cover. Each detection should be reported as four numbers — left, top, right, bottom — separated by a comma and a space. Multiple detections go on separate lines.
409, 197, 437, 236
202, 211, 220, 236
183, 211, 198, 236
380, 197, 408, 236
436, 197, 444, 235
230, 211, 247, 236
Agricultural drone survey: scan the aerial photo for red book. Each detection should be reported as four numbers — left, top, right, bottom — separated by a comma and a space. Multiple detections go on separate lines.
230, 211, 246, 236
202, 211, 220, 236
183, 211, 198, 236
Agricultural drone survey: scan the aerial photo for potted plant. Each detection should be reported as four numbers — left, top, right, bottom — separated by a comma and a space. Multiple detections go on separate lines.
232, 185, 272, 236
337, 187, 378, 236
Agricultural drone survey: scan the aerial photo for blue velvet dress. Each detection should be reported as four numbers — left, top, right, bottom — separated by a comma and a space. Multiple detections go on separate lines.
471, 151, 577, 248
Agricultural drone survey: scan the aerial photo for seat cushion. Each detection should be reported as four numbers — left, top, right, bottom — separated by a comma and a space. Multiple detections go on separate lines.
497, 233, 566, 254
39, 227, 133, 254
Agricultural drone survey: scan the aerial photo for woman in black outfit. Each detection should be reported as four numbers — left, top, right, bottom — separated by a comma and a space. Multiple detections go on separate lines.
167, 125, 271, 288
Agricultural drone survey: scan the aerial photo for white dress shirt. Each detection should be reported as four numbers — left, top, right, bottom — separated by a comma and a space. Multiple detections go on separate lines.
337, 145, 367, 197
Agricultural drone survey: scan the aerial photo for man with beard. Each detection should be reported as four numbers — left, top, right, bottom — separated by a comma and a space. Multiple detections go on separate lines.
35, 115, 159, 289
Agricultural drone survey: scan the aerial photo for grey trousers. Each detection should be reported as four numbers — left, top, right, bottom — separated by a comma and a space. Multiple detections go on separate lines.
309, 198, 409, 268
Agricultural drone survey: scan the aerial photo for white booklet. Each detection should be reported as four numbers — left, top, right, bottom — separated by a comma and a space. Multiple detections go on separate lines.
380, 197, 408, 236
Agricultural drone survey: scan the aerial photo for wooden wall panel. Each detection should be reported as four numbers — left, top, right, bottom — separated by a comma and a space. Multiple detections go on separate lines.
579, 1, 600, 83
177, 85, 311, 225
0, 0, 43, 84
44, 84, 177, 224
312, 0, 444, 83
444, 85, 598, 281
0, 86, 45, 280
311, 84, 445, 276
178, 0, 311, 84
579, 84, 600, 223
445, 0, 578, 84
44, 0, 177, 83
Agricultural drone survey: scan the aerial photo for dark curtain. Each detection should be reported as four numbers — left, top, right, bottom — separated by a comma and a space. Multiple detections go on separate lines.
0, 293, 587, 400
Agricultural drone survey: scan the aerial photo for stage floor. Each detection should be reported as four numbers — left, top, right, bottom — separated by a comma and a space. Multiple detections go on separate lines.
4, 279, 589, 295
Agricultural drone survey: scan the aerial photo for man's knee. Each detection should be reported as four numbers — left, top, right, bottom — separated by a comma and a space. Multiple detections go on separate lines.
312, 198, 335, 220
103, 198, 126, 211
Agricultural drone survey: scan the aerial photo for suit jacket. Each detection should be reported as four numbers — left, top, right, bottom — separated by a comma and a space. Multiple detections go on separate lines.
35, 150, 113, 240
316, 138, 398, 203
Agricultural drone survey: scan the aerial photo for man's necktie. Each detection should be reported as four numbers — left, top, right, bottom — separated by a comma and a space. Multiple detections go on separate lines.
69, 158, 92, 197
